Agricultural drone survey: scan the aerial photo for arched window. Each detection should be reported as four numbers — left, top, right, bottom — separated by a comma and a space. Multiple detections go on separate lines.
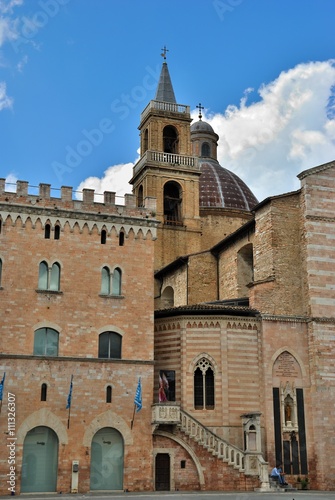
38, 261, 48, 289
106, 385, 112, 403
112, 268, 122, 295
164, 181, 182, 225
44, 223, 51, 239
50, 263, 60, 291
194, 357, 215, 410
201, 142, 210, 157
137, 185, 144, 207
38, 261, 60, 291
34, 328, 59, 356
161, 286, 174, 307
41, 383, 47, 401
163, 125, 179, 153
98, 332, 122, 359
101, 229, 107, 244
54, 225, 60, 240
101, 266, 110, 295
119, 231, 125, 246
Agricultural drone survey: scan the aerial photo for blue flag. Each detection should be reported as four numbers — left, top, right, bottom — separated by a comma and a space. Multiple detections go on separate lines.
134, 377, 142, 412
66, 375, 73, 409
0, 372, 5, 401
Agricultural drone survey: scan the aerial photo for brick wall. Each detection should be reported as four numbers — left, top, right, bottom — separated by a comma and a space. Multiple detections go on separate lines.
0, 192, 156, 494
250, 192, 304, 315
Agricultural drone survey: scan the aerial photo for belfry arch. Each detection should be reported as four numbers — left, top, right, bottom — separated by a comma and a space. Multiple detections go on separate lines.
163, 125, 179, 154
163, 181, 182, 225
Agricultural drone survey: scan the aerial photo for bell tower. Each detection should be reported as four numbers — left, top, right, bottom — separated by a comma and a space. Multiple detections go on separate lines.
130, 50, 202, 270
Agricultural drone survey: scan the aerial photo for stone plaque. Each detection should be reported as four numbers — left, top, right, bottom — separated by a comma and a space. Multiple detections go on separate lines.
273, 351, 301, 378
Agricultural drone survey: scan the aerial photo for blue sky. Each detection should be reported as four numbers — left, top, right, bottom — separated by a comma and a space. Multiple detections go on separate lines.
1, 0, 335, 202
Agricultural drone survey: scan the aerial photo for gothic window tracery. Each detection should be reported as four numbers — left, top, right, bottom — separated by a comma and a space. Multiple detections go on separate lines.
194, 357, 215, 410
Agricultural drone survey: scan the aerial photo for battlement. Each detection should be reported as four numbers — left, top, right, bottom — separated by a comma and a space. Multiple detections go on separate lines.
0, 179, 157, 218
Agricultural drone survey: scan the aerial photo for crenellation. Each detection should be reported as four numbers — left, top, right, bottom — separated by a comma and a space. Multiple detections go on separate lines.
104, 190, 115, 205
0, 180, 157, 224
82, 188, 94, 204
39, 183, 51, 198
61, 186, 73, 202
17, 180, 29, 196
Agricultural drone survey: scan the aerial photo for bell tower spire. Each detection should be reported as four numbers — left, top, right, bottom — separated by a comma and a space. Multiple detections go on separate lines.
130, 51, 202, 269
155, 46, 176, 104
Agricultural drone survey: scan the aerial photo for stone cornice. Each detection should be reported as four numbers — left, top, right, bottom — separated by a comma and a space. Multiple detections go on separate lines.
0, 354, 155, 364
305, 214, 335, 223
261, 314, 309, 323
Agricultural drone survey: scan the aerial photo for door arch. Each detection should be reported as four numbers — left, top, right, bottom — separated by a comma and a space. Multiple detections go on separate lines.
21, 426, 58, 493
90, 427, 124, 490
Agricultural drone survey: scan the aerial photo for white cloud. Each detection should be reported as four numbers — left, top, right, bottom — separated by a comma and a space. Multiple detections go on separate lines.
5, 172, 18, 191
0, 80, 13, 109
77, 60, 335, 203
76, 163, 134, 202
0, 0, 22, 47
200, 60, 335, 201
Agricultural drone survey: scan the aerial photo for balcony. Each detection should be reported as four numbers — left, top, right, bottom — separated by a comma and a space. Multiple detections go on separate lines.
141, 100, 190, 122
152, 403, 180, 424
133, 150, 199, 176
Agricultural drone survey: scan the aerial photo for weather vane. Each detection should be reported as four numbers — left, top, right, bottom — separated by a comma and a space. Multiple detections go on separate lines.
196, 103, 204, 120
161, 45, 169, 60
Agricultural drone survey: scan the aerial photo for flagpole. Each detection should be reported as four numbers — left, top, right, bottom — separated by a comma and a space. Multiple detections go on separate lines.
131, 377, 142, 429
0, 373, 5, 415
67, 404, 71, 429
66, 374, 73, 429
131, 404, 136, 429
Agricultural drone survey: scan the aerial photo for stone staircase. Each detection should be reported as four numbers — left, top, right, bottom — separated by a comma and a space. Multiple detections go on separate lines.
152, 404, 272, 491
179, 409, 246, 471
268, 476, 297, 493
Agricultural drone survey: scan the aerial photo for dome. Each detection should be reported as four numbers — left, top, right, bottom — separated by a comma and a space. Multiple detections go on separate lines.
199, 158, 258, 210
191, 119, 215, 134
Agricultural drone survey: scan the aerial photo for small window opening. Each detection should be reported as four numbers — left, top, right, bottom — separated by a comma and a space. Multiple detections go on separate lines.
0, 219, 2, 234
181, 460, 186, 469
54, 225, 60, 240
44, 223, 51, 239
41, 383, 47, 401
201, 142, 210, 157
106, 385, 112, 403
101, 229, 107, 244
137, 185, 144, 207
143, 129, 148, 152
119, 231, 125, 246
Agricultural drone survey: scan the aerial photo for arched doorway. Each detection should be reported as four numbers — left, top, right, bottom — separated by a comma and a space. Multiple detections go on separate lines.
90, 427, 124, 491
21, 426, 58, 493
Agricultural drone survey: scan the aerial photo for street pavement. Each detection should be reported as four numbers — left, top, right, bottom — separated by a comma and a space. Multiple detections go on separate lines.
2, 491, 335, 500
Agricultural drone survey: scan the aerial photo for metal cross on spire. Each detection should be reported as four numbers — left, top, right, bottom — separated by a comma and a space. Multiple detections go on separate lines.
196, 103, 204, 120
161, 45, 169, 60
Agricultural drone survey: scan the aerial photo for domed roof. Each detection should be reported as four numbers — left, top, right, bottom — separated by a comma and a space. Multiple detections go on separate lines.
199, 159, 258, 210
191, 119, 215, 134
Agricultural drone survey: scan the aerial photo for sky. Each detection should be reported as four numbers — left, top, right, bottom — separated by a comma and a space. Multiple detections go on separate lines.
0, 0, 335, 203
